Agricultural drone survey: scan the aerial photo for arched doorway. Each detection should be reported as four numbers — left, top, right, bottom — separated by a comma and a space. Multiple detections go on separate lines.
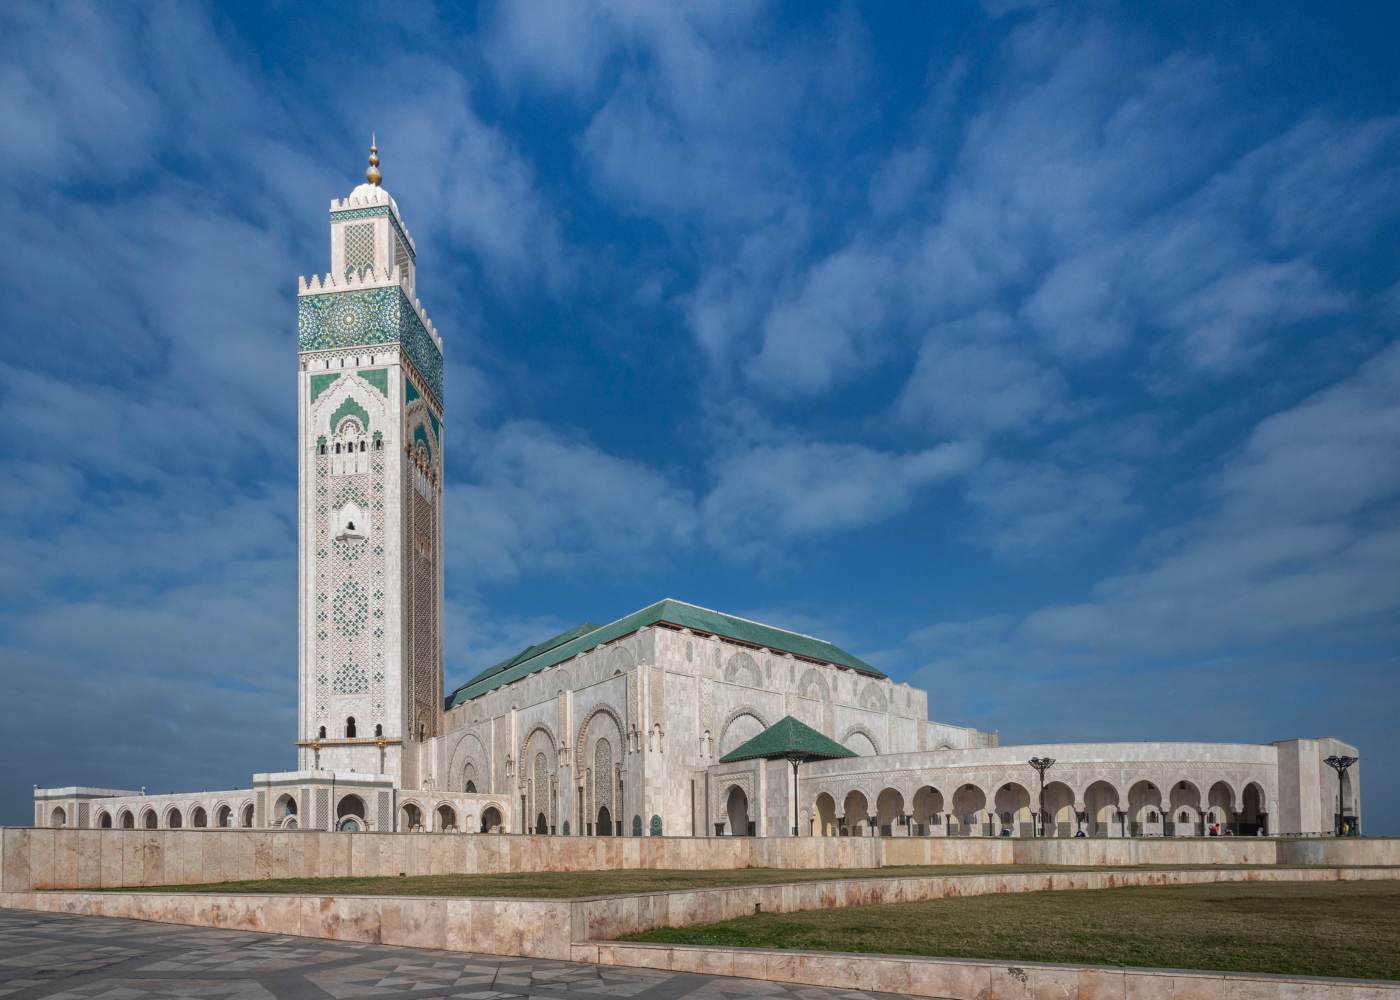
951, 784, 986, 837
215, 805, 232, 828
98, 811, 113, 829
1084, 781, 1120, 838
142, 809, 157, 830
191, 806, 208, 828
49, 806, 67, 828
1128, 780, 1162, 836
535, 812, 548, 834
1169, 781, 1202, 836
875, 788, 905, 836
725, 786, 750, 836
994, 782, 1032, 837
119, 810, 135, 829
594, 805, 612, 836
913, 786, 945, 836
842, 790, 869, 835
479, 805, 503, 833
166, 808, 183, 830
436, 804, 458, 832
1207, 781, 1235, 834
815, 793, 838, 836
336, 794, 367, 832
1042, 781, 1075, 837
400, 802, 423, 832
1241, 782, 1266, 835
240, 803, 255, 828
274, 794, 298, 826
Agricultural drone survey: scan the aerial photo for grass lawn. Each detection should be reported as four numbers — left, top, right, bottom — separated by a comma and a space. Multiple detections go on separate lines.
106, 863, 1346, 900
626, 879, 1400, 981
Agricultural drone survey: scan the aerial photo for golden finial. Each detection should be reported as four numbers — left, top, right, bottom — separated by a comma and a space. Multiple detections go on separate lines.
366, 133, 382, 186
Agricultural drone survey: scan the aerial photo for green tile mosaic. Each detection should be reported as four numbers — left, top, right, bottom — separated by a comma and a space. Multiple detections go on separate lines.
329, 396, 370, 434
298, 286, 443, 403
359, 368, 389, 396
310, 373, 340, 403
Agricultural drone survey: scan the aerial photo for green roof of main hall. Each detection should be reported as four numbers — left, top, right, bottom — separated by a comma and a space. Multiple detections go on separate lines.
445, 599, 885, 709
719, 715, 858, 764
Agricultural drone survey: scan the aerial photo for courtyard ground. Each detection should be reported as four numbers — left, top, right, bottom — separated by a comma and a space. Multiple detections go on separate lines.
98, 862, 1346, 899
625, 878, 1400, 981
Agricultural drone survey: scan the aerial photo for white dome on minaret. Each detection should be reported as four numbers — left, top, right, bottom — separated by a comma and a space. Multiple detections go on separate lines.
348, 135, 399, 212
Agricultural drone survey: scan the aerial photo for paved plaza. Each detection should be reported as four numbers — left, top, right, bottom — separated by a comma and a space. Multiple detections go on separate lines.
0, 909, 904, 1000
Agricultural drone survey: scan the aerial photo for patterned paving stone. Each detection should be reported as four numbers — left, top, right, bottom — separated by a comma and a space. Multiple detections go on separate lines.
0, 910, 908, 1000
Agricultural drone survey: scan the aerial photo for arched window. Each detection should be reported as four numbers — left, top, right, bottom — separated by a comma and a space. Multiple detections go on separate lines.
334, 442, 342, 454
465, 780, 477, 793
318, 725, 326, 739
374, 723, 383, 737
359, 441, 366, 452
418, 722, 426, 741
346, 717, 357, 738
319, 443, 327, 455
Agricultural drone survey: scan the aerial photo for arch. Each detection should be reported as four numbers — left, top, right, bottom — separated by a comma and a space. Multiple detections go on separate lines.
574, 704, 626, 770
1169, 780, 1203, 836
718, 708, 767, 756
164, 807, 183, 829
191, 806, 208, 829
519, 724, 558, 766
796, 667, 830, 703
480, 804, 505, 833
214, 804, 233, 828
951, 784, 987, 837
49, 806, 67, 828
240, 802, 255, 828
464, 779, 477, 794
1083, 780, 1121, 838
345, 716, 357, 738
725, 785, 751, 836
813, 793, 837, 836
97, 811, 113, 829
840, 725, 880, 756
1242, 782, 1267, 835
650, 815, 663, 836
912, 786, 945, 834
1042, 781, 1075, 837
859, 682, 888, 713
875, 788, 905, 835
118, 809, 135, 829
141, 808, 158, 830
594, 805, 612, 836
273, 794, 298, 823
436, 803, 458, 832
604, 643, 636, 676
994, 781, 1033, 837
842, 789, 870, 834
1128, 780, 1163, 836
400, 801, 424, 832
1206, 780, 1236, 833
445, 731, 489, 793
537, 812, 550, 834
336, 793, 367, 833
723, 651, 763, 688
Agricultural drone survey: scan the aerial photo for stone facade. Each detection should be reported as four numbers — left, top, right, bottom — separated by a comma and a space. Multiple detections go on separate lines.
30, 154, 1365, 842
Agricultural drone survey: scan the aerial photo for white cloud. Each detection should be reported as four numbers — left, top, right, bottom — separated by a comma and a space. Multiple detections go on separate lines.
702, 440, 980, 548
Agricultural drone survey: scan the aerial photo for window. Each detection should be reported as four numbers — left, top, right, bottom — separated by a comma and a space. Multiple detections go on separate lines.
359, 441, 366, 452
335, 443, 342, 454
374, 723, 383, 737
319, 443, 327, 455
318, 726, 326, 739
346, 717, 357, 739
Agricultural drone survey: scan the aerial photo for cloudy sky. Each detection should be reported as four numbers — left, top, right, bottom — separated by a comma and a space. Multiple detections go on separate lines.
1, 1, 1397, 831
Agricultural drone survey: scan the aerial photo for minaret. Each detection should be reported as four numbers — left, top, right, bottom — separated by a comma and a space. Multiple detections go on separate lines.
295, 141, 445, 788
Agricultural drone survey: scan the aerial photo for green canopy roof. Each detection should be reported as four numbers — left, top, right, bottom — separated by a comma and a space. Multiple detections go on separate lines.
446, 599, 884, 708
719, 715, 858, 764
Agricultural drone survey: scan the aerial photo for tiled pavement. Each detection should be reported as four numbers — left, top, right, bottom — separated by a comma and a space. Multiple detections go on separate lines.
0, 910, 909, 1000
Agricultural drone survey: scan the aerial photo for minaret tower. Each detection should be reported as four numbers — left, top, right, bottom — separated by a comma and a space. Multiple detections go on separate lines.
295, 141, 445, 787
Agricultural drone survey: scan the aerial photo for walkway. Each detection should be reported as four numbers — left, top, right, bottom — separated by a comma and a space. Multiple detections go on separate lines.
0, 909, 902, 1000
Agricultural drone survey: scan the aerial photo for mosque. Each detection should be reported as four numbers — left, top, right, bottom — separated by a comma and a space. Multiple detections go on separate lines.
34, 147, 1362, 841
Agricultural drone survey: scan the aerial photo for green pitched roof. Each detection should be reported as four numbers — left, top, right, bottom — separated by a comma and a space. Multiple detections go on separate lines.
445, 599, 885, 709
719, 715, 858, 763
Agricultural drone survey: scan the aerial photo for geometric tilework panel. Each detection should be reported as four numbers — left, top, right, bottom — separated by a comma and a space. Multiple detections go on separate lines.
331, 204, 415, 261
256, 792, 266, 827
315, 788, 329, 831
377, 792, 391, 832
298, 287, 443, 403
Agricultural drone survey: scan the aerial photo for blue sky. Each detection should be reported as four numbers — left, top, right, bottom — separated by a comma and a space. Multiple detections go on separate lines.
1, 1, 1397, 832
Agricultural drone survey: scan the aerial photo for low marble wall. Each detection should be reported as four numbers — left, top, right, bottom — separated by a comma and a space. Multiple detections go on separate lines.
0, 889, 574, 960
0, 827, 882, 891
582, 942, 1400, 999
569, 865, 1396, 942
5, 826, 1397, 892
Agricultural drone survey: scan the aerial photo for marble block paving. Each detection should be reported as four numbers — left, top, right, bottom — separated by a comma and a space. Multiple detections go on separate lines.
0, 909, 906, 1000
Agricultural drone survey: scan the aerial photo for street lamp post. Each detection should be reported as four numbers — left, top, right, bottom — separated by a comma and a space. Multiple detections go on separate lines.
1323, 755, 1358, 836
1029, 756, 1055, 838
